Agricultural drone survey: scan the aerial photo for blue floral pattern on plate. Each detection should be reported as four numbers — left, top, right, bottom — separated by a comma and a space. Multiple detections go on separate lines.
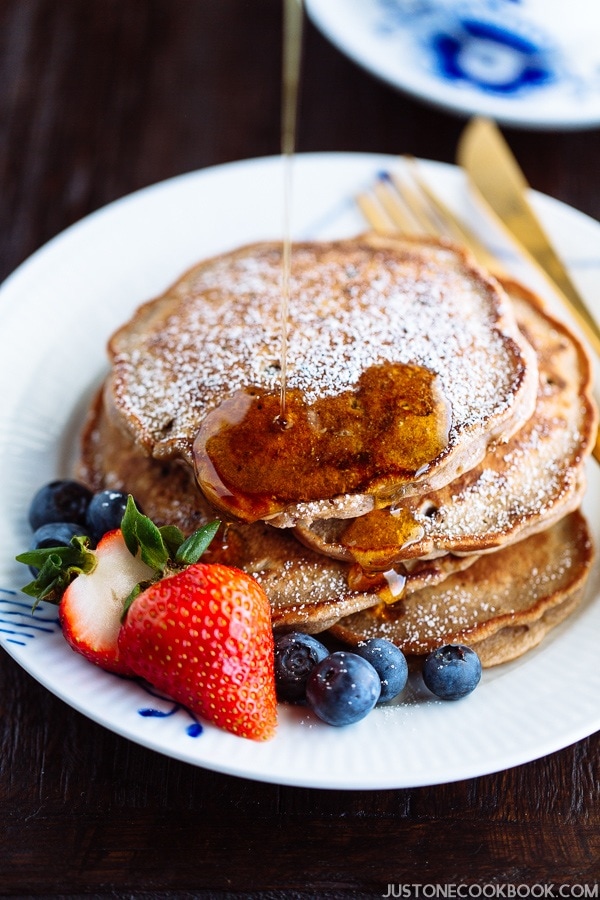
134, 682, 204, 738
0, 589, 60, 646
375, 0, 560, 97
0, 587, 202, 737
428, 15, 556, 95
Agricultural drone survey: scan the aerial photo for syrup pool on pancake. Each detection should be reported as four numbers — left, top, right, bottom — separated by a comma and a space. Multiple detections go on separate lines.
192, 361, 452, 522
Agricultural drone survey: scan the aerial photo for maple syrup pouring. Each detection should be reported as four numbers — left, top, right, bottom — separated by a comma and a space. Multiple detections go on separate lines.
277, 0, 304, 428
192, 0, 454, 524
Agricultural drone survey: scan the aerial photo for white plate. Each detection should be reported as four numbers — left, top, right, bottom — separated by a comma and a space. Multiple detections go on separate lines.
1, 152, 599, 789
305, 0, 600, 129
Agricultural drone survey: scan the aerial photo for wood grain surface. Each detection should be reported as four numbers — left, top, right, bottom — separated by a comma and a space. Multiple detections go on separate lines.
0, 1, 598, 896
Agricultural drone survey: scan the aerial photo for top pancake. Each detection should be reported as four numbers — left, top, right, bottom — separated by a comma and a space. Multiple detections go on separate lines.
105, 234, 538, 525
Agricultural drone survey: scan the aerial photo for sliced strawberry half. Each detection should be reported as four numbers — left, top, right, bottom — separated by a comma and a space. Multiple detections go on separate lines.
59, 529, 155, 674
17, 497, 277, 740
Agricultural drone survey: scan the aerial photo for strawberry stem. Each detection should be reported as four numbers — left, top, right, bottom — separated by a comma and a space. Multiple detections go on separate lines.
16, 536, 97, 606
121, 496, 172, 571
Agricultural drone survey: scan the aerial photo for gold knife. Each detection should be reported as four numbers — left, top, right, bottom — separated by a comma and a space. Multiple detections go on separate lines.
457, 116, 600, 463
457, 116, 600, 361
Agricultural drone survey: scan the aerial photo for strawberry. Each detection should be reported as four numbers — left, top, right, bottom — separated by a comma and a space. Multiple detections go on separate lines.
17, 494, 278, 740
118, 563, 277, 741
59, 529, 155, 674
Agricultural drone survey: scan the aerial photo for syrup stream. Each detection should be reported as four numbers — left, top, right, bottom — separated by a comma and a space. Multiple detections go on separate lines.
278, 0, 304, 427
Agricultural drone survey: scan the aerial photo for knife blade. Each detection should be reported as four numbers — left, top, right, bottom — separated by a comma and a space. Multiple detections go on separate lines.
456, 115, 600, 360
457, 116, 600, 463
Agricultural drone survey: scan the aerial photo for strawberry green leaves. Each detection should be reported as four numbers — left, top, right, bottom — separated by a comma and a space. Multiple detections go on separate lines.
121, 496, 175, 571
16, 493, 222, 608
176, 520, 221, 565
16, 536, 97, 605
118, 498, 221, 617
121, 496, 220, 570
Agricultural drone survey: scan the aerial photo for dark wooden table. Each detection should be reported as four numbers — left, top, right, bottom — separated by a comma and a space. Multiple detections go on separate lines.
1, 2, 599, 897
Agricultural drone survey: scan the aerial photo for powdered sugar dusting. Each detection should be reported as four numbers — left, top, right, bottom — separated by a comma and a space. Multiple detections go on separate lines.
304, 285, 593, 554
346, 514, 588, 653
413, 423, 584, 545
108, 239, 531, 459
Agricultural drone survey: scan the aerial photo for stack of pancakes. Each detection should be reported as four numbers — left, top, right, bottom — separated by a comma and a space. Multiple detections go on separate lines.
78, 234, 597, 667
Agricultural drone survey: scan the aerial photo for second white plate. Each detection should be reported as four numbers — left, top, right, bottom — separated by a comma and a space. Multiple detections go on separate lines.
306, 0, 600, 129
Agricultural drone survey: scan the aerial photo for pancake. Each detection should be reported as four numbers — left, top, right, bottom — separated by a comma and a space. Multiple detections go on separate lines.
78, 236, 595, 669
78, 391, 594, 663
295, 280, 597, 570
104, 235, 538, 526
330, 510, 594, 667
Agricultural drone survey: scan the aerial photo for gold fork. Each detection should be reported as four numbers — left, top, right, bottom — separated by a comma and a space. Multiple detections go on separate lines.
358, 157, 512, 278
357, 158, 600, 464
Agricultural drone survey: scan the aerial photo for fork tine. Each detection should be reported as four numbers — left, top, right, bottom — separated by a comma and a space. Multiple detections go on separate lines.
402, 156, 504, 274
375, 172, 436, 236
359, 159, 507, 278
355, 191, 397, 236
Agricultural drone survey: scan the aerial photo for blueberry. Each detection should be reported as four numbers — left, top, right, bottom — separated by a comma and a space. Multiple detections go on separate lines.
28, 480, 93, 531
86, 489, 129, 541
354, 637, 408, 702
422, 644, 482, 700
30, 522, 91, 550
274, 631, 329, 702
28, 522, 92, 576
305, 651, 381, 726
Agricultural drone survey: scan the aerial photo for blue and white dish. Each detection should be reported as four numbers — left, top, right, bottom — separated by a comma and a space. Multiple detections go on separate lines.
305, 0, 600, 129
1, 153, 600, 788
